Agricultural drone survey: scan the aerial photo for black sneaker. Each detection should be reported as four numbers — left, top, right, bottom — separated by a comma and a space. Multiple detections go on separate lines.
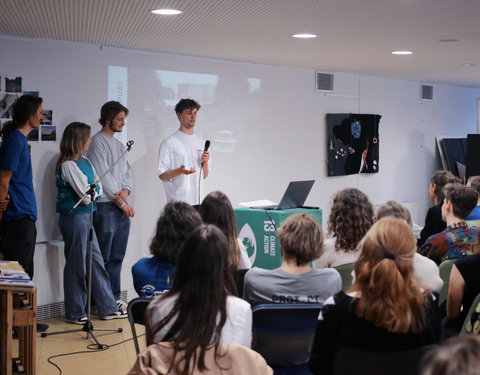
101, 310, 128, 320
37, 323, 49, 332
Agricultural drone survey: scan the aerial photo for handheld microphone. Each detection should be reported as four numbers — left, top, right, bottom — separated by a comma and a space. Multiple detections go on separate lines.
126, 140, 134, 151
201, 140, 210, 167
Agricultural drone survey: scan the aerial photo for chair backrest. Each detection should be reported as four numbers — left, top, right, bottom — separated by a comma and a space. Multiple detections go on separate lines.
334, 263, 355, 291
251, 303, 322, 368
333, 345, 435, 375
128, 297, 153, 354
438, 259, 456, 305
460, 291, 480, 335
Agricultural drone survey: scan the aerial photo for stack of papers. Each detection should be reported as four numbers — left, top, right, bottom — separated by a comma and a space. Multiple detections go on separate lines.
239, 200, 278, 208
0, 260, 34, 286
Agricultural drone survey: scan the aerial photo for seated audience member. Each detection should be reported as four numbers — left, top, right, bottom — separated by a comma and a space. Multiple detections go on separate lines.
314, 188, 374, 268
376, 200, 443, 293
421, 335, 480, 375
418, 171, 460, 247
199, 191, 251, 271
145, 224, 252, 349
466, 175, 480, 220
243, 213, 342, 306
128, 343, 273, 375
444, 233, 480, 335
309, 217, 441, 375
419, 183, 478, 264
131, 201, 202, 296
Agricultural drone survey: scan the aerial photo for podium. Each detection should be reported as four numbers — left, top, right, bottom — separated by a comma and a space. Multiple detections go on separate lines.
234, 208, 322, 269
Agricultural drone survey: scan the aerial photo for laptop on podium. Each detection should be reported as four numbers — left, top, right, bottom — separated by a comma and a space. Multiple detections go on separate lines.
254, 180, 316, 210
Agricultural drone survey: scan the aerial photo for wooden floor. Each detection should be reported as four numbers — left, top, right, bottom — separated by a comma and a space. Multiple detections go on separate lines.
26, 316, 145, 375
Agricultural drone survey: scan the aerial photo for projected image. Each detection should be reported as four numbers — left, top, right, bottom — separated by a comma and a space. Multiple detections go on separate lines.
327, 113, 381, 176
108, 66, 262, 154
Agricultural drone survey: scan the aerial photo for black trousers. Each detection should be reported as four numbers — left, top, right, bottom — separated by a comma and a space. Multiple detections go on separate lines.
0, 217, 37, 278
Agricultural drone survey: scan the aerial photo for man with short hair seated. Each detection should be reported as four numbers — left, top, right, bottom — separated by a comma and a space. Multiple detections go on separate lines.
466, 175, 480, 221
419, 183, 478, 265
243, 213, 341, 306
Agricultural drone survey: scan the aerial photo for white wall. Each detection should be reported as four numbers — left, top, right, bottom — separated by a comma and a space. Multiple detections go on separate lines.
1, 36, 479, 300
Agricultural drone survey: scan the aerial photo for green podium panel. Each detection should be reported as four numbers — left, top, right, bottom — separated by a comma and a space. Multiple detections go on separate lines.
234, 208, 322, 270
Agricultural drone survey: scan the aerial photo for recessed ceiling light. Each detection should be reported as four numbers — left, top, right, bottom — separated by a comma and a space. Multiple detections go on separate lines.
439, 39, 459, 42
463, 63, 476, 67
151, 9, 182, 15
392, 51, 413, 55
292, 33, 318, 39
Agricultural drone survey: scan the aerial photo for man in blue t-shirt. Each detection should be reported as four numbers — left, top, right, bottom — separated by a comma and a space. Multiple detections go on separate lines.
0, 95, 43, 279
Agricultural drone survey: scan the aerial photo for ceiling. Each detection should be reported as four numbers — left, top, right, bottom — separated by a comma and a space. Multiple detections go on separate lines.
1, 0, 480, 88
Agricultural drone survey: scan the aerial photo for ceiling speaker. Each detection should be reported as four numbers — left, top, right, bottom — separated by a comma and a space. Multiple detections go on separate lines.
421, 84, 433, 100
316, 71, 334, 91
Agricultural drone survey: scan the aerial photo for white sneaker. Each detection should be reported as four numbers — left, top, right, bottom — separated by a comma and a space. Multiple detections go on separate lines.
101, 310, 128, 320
117, 300, 128, 312
67, 316, 88, 325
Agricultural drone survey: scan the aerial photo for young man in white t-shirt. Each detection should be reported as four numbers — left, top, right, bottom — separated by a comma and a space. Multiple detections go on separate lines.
157, 99, 210, 205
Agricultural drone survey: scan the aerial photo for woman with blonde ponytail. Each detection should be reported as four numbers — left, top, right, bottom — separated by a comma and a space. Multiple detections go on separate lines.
309, 217, 441, 375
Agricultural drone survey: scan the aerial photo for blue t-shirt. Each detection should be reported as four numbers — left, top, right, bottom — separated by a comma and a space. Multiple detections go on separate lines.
466, 205, 480, 220
0, 130, 37, 221
131, 257, 175, 296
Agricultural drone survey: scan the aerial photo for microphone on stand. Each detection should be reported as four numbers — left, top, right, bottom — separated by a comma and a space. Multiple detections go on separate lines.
201, 140, 210, 167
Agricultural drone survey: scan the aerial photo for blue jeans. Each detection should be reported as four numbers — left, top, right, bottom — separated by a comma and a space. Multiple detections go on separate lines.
59, 213, 118, 320
93, 202, 131, 300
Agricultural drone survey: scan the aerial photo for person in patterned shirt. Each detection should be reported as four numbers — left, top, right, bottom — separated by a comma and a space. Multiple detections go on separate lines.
419, 183, 478, 265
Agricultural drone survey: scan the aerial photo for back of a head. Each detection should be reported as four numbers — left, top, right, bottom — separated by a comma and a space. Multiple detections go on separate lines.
467, 175, 480, 195
431, 170, 460, 204
353, 217, 426, 333
199, 191, 236, 237
199, 191, 240, 270
149, 201, 202, 262
443, 183, 478, 220
328, 188, 374, 251
277, 212, 323, 266
376, 200, 412, 226
422, 335, 480, 375
173, 224, 234, 295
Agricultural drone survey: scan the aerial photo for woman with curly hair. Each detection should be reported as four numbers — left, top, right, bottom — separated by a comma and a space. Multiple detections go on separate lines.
131, 201, 202, 295
314, 188, 374, 268
309, 217, 441, 375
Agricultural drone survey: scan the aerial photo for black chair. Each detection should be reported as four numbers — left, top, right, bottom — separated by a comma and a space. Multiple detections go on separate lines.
333, 345, 435, 375
127, 297, 153, 354
251, 303, 323, 375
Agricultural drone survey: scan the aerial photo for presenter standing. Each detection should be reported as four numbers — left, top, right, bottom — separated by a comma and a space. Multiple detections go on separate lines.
0, 95, 49, 332
0, 95, 43, 279
157, 98, 210, 205
87, 101, 134, 311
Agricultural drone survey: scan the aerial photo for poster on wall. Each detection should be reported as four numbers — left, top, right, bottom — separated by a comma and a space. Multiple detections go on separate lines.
327, 113, 381, 176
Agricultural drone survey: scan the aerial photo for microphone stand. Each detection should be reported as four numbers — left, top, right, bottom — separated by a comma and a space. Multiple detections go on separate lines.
41, 141, 134, 349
